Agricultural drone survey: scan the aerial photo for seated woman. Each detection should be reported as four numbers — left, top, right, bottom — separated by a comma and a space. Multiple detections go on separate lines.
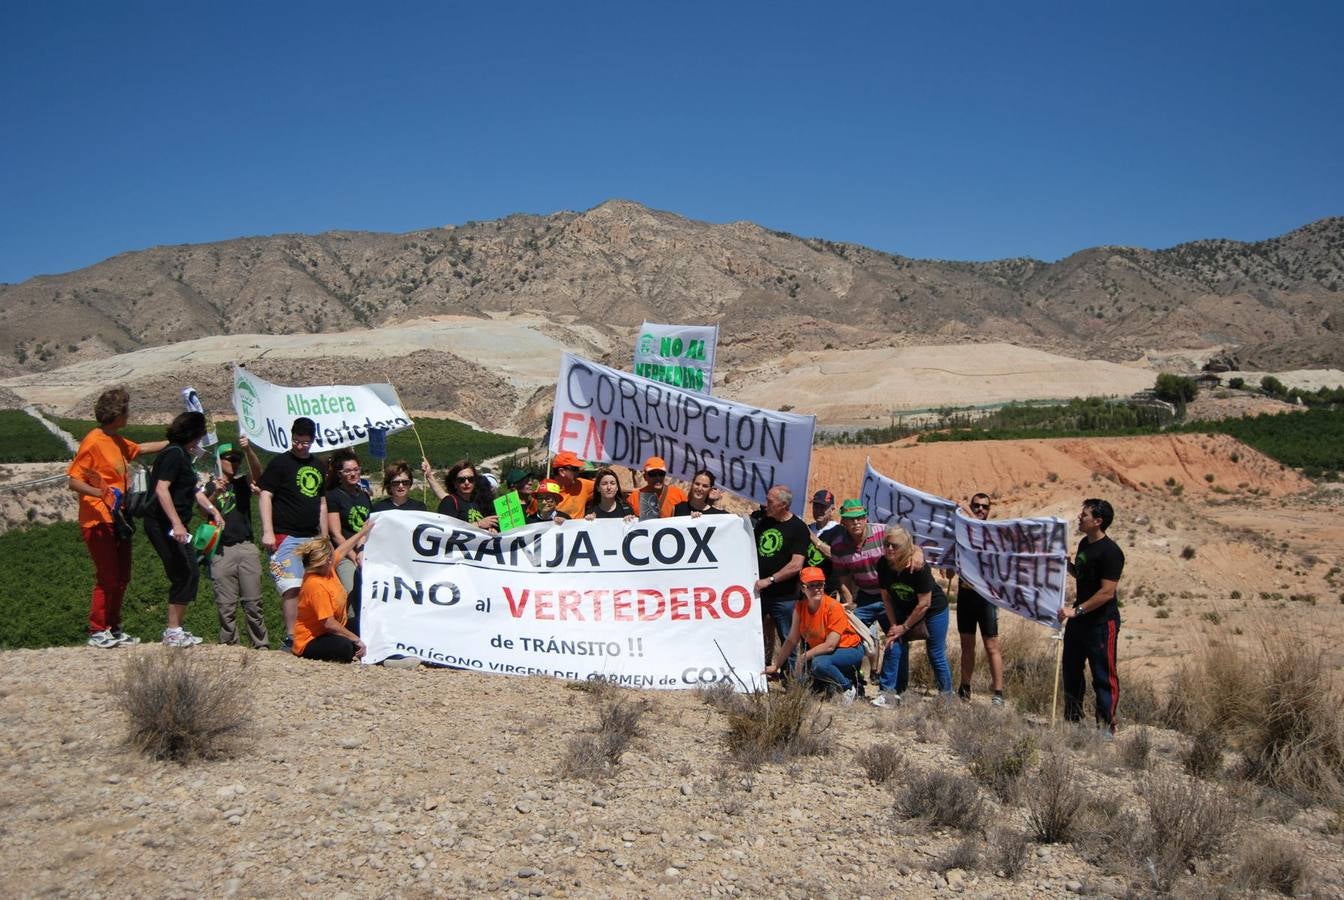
871, 524, 953, 706
763, 566, 864, 700
585, 468, 635, 520
372, 460, 427, 512
525, 479, 569, 524
292, 518, 374, 663
672, 469, 730, 517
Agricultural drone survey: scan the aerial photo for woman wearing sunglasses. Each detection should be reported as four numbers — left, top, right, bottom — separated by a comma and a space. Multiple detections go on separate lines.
371, 460, 427, 513
871, 524, 953, 705
433, 459, 499, 533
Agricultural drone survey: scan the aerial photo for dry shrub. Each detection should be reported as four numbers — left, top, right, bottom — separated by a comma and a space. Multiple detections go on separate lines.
1140, 775, 1238, 891
893, 769, 986, 831
1182, 724, 1226, 779
559, 734, 611, 779
855, 744, 905, 784
1119, 727, 1152, 771
936, 835, 982, 872
118, 649, 251, 764
996, 622, 1058, 715
1239, 641, 1344, 805
1025, 755, 1084, 843
1233, 837, 1309, 896
949, 709, 1036, 802
724, 680, 832, 769
989, 827, 1030, 878
559, 692, 647, 779
1120, 673, 1169, 728
695, 679, 737, 712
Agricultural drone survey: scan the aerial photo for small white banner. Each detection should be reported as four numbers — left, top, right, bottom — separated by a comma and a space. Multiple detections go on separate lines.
360, 511, 767, 690
859, 461, 959, 567
633, 322, 719, 394
954, 510, 1068, 629
551, 353, 815, 515
231, 367, 412, 454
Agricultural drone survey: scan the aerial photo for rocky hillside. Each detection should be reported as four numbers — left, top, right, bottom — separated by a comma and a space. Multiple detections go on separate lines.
3, 202, 1341, 376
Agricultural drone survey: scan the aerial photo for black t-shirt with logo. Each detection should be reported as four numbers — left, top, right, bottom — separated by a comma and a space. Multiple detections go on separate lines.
806, 521, 845, 594
328, 484, 373, 541
371, 497, 427, 513
754, 513, 811, 604
1071, 535, 1124, 624
148, 445, 199, 525
874, 557, 949, 622
437, 493, 493, 527
210, 474, 254, 546
258, 451, 325, 537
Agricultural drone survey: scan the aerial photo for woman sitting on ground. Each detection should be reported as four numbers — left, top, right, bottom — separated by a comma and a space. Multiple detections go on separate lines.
672, 469, 729, 517
585, 468, 635, 520
763, 566, 864, 700
292, 518, 374, 663
372, 460, 427, 512
873, 524, 953, 703
431, 459, 500, 532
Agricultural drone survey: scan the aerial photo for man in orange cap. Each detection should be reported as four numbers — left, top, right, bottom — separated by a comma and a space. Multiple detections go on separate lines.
550, 451, 593, 520
627, 456, 687, 520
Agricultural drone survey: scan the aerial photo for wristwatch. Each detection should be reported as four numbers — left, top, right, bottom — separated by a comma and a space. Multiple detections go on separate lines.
768, 575, 775, 584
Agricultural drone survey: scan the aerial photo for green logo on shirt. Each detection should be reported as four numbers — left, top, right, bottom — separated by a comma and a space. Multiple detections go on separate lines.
217, 487, 237, 516
805, 543, 824, 567
296, 466, 322, 498
349, 505, 369, 529
890, 583, 914, 602
758, 528, 782, 557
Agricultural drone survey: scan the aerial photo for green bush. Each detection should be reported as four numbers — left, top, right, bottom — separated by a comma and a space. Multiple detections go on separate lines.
1155, 373, 1198, 404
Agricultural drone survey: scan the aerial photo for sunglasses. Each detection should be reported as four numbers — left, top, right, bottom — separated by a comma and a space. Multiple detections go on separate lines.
390, 478, 412, 486
802, 582, 824, 590
456, 475, 476, 484
971, 503, 990, 511
646, 471, 666, 478
882, 541, 904, 550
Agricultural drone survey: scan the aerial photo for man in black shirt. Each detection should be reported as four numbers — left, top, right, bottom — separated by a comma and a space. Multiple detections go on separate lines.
1058, 497, 1125, 733
259, 417, 328, 650
206, 437, 268, 648
804, 489, 845, 597
753, 485, 810, 646
954, 492, 1005, 706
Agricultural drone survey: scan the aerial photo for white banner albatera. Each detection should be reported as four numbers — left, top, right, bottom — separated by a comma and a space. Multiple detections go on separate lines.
359, 511, 767, 690
231, 367, 412, 454
550, 353, 815, 515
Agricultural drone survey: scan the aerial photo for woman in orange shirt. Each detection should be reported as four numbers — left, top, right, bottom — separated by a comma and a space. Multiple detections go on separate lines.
292, 518, 374, 663
66, 387, 167, 648
763, 566, 864, 701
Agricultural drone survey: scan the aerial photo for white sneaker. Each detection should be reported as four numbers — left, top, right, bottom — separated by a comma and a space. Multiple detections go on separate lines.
111, 630, 141, 646
87, 629, 119, 649
841, 686, 857, 705
870, 691, 903, 708
162, 628, 204, 647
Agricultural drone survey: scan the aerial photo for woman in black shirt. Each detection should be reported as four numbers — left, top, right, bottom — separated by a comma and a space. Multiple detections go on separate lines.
371, 460, 427, 513
874, 524, 953, 698
585, 468, 635, 520
324, 449, 373, 596
147, 411, 223, 647
672, 469, 729, 517
434, 459, 499, 532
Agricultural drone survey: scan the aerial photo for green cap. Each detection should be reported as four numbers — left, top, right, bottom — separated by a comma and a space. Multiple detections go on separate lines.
839, 498, 868, 519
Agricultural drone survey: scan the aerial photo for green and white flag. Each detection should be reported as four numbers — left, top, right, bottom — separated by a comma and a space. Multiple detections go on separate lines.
231, 367, 413, 454
633, 322, 718, 395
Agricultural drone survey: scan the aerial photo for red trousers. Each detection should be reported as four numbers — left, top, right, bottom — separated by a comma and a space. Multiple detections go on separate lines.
83, 524, 132, 633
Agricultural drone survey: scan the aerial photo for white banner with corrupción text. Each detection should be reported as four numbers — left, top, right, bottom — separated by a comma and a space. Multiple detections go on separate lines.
550, 353, 814, 514
954, 510, 1068, 629
859, 461, 959, 567
633, 322, 719, 395
359, 511, 767, 690
231, 367, 412, 454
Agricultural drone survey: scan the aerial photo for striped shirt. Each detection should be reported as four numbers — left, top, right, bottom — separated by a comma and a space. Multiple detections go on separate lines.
830, 523, 885, 599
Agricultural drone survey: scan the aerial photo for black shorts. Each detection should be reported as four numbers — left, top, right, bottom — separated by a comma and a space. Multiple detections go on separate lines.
955, 587, 999, 638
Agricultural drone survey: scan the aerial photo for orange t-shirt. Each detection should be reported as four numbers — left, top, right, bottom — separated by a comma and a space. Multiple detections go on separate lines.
293, 547, 350, 656
795, 593, 862, 650
555, 477, 593, 520
67, 428, 141, 530
627, 485, 688, 519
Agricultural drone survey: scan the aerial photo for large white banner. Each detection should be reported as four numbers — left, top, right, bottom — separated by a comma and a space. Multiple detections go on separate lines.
633, 322, 719, 395
231, 367, 412, 454
551, 354, 815, 515
360, 511, 767, 690
954, 511, 1068, 629
859, 461, 959, 567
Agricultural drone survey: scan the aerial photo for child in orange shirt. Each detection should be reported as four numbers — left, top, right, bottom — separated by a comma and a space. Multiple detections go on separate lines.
292, 518, 373, 662
764, 566, 864, 701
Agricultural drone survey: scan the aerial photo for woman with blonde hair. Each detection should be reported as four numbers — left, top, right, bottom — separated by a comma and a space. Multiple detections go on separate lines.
871, 523, 953, 705
292, 518, 374, 663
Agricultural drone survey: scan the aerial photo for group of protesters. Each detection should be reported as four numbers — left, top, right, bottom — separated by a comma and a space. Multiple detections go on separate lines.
69, 392, 1125, 732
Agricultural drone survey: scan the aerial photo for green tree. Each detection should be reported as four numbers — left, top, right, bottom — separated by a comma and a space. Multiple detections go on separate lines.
1154, 373, 1198, 404
1260, 375, 1287, 397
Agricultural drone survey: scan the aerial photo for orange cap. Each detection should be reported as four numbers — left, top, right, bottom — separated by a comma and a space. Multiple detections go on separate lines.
552, 451, 582, 469
643, 456, 667, 472
799, 566, 825, 584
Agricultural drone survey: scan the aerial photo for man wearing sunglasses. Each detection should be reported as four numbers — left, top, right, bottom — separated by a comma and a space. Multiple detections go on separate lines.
952, 493, 1005, 706
550, 451, 593, 520
627, 455, 687, 521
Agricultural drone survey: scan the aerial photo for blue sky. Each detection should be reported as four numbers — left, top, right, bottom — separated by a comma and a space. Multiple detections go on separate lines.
2, 1, 1341, 284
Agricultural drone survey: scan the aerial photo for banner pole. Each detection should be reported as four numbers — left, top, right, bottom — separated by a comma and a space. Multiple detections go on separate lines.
384, 371, 430, 504
1049, 631, 1064, 729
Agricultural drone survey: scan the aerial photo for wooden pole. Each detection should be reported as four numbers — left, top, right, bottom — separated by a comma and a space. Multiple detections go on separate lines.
1049, 631, 1065, 729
